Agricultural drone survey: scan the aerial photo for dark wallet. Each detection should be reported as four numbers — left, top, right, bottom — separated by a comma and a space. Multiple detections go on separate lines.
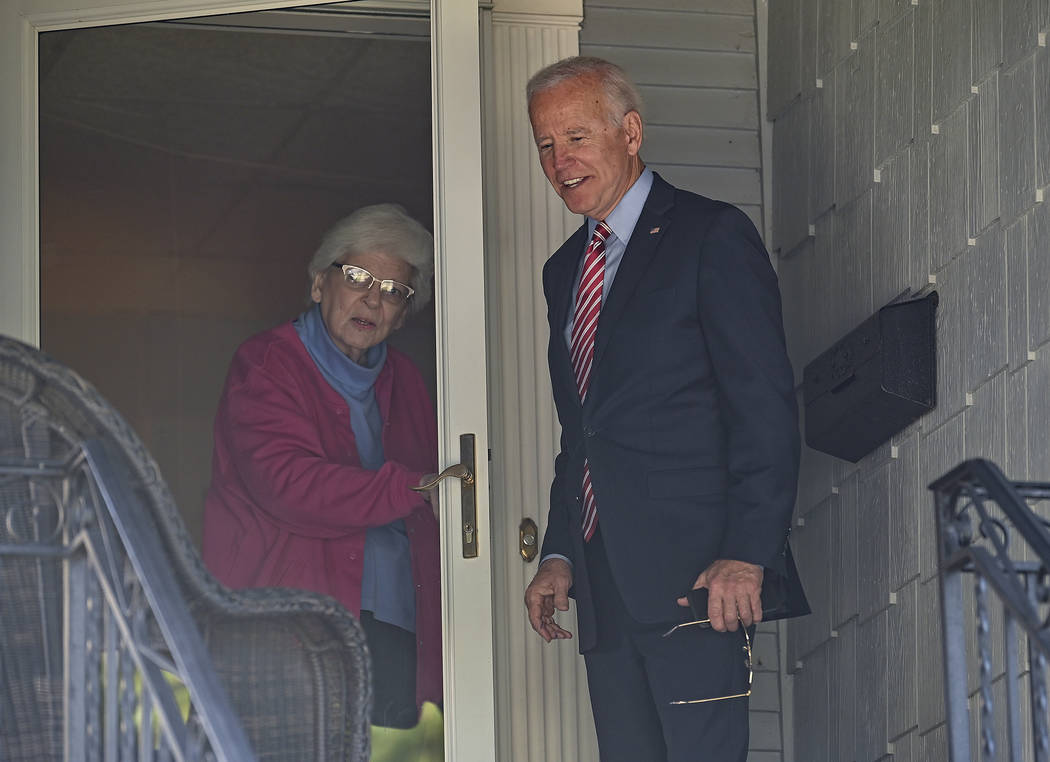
686, 549, 811, 624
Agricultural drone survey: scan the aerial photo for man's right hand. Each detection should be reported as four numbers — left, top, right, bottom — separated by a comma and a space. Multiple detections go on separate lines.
524, 558, 574, 642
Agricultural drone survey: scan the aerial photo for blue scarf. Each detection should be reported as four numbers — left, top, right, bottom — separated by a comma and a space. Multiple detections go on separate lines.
293, 305, 415, 633
294, 304, 386, 469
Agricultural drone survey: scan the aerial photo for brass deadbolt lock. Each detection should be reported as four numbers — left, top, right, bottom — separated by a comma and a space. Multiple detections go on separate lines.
519, 518, 538, 562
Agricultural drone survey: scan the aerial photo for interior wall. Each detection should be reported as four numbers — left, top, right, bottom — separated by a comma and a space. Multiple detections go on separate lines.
39, 21, 434, 544
768, 0, 1050, 760
579, 2, 783, 759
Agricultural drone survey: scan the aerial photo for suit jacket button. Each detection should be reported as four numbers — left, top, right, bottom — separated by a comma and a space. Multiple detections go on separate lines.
583, 426, 595, 437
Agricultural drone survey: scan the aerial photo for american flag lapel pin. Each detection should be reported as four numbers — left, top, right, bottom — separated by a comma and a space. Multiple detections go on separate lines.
649, 226, 661, 235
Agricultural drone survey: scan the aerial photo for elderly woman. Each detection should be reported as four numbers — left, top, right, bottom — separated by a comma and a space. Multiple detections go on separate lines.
203, 204, 441, 730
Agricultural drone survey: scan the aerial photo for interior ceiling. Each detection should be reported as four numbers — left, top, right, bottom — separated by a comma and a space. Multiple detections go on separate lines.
38, 6, 433, 235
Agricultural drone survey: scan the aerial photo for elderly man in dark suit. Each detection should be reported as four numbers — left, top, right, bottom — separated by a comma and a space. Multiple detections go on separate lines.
522, 56, 805, 761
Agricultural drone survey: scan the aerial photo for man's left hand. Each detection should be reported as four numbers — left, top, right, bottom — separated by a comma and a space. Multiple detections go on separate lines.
676, 559, 763, 633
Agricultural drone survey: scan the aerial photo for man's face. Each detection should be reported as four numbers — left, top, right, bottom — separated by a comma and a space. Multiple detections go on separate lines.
529, 75, 643, 221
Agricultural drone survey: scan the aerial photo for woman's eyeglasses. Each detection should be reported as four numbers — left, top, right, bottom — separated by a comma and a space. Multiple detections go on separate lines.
661, 617, 753, 705
331, 264, 415, 306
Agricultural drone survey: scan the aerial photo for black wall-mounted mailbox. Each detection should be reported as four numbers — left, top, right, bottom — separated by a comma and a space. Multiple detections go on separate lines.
803, 292, 938, 462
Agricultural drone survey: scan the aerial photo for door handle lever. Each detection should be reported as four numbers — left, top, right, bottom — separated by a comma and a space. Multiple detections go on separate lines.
411, 463, 474, 491
410, 434, 479, 558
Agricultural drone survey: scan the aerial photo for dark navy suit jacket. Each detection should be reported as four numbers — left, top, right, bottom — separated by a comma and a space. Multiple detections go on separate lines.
540, 173, 802, 651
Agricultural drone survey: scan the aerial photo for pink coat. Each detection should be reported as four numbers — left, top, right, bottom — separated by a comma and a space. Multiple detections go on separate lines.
203, 322, 441, 708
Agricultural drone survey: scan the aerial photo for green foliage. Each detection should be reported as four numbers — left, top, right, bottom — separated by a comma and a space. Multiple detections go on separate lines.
370, 701, 444, 762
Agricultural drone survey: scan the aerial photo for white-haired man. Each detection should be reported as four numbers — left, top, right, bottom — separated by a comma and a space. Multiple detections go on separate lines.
523, 56, 807, 761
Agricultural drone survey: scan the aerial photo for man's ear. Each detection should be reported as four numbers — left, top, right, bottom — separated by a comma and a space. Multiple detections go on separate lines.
622, 110, 643, 156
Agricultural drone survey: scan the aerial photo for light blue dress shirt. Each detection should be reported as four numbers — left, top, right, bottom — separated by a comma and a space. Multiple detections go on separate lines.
546, 167, 654, 568
562, 167, 654, 348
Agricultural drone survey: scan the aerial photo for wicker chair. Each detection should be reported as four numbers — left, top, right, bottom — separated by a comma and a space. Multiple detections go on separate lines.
0, 335, 371, 761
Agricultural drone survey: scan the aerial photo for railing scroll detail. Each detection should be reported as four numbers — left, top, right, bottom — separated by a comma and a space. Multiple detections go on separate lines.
932, 458, 1050, 762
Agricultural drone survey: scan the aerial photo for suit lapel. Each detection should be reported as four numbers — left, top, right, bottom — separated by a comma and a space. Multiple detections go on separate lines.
551, 224, 588, 336
594, 175, 675, 369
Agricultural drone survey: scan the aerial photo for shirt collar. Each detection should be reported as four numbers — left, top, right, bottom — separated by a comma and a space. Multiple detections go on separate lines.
587, 166, 654, 246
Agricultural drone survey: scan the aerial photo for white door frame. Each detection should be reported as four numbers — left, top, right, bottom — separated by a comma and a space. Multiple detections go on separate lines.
0, 1, 495, 758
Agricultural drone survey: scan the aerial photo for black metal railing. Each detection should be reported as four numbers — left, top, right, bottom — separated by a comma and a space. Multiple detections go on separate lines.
931, 458, 1050, 762
0, 438, 256, 762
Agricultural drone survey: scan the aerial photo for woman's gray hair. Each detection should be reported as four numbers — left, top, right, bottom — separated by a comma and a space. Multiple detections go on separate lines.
526, 56, 643, 126
308, 204, 434, 313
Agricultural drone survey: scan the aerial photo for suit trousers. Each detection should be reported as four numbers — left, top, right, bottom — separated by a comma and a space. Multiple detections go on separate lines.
581, 530, 750, 762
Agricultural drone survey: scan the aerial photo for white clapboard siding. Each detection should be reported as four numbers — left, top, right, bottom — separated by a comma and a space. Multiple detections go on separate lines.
584, 7, 755, 52
589, 0, 755, 12
584, 44, 758, 89
580, 3, 782, 762
640, 85, 759, 129
644, 125, 760, 167
581, 3, 765, 217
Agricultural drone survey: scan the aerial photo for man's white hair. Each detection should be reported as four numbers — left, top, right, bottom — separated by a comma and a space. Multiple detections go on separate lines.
526, 56, 644, 126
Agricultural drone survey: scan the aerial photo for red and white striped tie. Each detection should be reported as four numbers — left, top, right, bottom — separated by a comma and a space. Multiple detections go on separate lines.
571, 221, 611, 542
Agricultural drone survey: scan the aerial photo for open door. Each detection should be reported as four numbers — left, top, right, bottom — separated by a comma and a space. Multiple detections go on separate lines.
0, 1, 496, 759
